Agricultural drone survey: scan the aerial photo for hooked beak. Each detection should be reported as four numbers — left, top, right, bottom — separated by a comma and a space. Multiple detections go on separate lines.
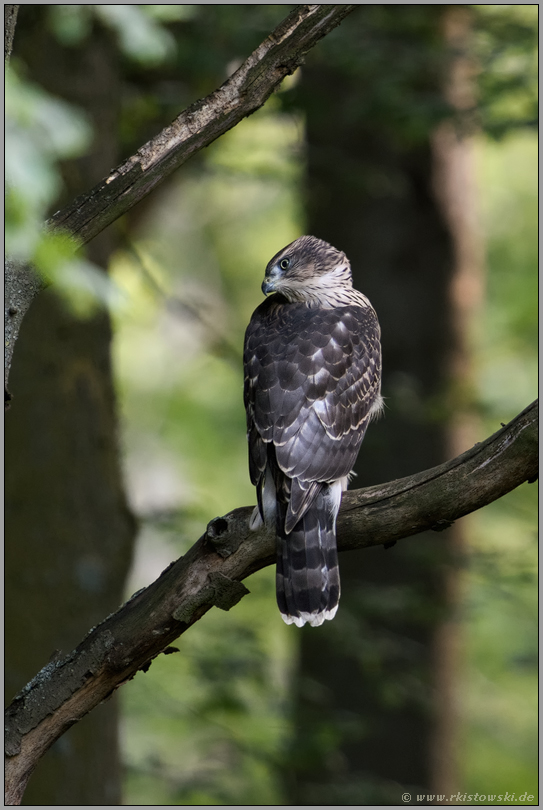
261, 278, 276, 295
261, 263, 281, 295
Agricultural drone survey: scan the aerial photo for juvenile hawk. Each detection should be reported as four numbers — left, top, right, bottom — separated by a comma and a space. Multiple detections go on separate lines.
243, 236, 382, 627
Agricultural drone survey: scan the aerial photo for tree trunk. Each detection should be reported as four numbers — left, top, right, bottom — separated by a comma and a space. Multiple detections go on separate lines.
288, 7, 477, 803
5, 10, 135, 804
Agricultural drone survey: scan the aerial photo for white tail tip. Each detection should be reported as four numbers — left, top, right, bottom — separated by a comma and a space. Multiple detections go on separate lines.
281, 605, 338, 628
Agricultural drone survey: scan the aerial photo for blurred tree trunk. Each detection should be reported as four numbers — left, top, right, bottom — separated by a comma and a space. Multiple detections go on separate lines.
288, 7, 480, 804
5, 11, 135, 805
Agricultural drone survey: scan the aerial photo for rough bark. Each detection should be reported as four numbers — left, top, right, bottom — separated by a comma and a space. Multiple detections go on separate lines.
4, 260, 43, 401
4, 4, 18, 62
4, 400, 538, 805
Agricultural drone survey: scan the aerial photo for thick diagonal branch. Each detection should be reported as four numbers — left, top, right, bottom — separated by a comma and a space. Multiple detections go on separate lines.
48, 4, 356, 245
5, 400, 538, 805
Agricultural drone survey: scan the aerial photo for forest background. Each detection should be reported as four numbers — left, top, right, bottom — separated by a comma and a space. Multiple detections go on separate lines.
5, 4, 537, 806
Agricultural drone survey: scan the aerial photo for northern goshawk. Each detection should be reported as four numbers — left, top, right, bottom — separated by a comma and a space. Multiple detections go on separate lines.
243, 235, 382, 627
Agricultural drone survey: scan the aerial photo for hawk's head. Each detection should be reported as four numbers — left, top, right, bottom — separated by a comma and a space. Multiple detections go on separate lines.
262, 236, 353, 304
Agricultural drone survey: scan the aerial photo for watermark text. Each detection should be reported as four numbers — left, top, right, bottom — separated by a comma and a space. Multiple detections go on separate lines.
401, 791, 536, 804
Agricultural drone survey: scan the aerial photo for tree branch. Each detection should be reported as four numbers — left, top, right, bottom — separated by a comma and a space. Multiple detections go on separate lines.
4, 4, 357, 397
4, 4, 19, 63
5, 400, 538, 805
48, 4, 357, 245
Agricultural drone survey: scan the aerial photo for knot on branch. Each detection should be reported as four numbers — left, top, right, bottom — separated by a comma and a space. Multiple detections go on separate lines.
205, 514, 242, 557
172, 572, 249, 624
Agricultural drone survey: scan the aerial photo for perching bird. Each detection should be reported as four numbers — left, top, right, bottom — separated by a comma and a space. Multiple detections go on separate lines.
243, 236, 382, 627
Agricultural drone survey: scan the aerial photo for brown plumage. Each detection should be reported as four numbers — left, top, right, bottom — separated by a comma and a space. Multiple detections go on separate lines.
243, 236, 382, 627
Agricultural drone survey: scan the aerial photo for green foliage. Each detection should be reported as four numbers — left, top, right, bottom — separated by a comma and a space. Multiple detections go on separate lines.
5, 5, 197, 315
286, 4, 537, 146
48, 4, 196, 64
462, 129, 538, 801
111, 10, 538, 801
7, 4, 537, 804
4, 64, 117, 315
472, 5, 538, 137
5, 65, 91, 260
463, 485, 538, 802
288, 4, 451, 146
474, 131, 538, 419
123, 574, 295, 805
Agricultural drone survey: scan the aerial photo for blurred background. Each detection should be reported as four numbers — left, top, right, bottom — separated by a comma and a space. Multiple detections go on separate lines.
5, 5, 537, 806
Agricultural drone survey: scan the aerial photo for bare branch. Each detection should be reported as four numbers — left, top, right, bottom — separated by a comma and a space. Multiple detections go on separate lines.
5, 400, 538, 805
48, 4, 356, 246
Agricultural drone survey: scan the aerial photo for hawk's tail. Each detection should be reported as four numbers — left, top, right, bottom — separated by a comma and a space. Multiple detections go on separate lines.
276, 484, 341, 628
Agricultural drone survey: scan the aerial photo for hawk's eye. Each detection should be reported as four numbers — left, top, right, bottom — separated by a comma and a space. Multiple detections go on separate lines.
280, 258, 290, 270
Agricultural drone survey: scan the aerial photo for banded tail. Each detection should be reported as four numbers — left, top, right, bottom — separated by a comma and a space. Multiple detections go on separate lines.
276, 483, 341, 628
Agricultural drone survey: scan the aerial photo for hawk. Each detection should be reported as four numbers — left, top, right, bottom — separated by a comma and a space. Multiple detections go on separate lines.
243, 236, 382, 627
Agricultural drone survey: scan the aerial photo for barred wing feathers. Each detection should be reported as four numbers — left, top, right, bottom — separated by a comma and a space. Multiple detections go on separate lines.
244, 294, 381, 531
